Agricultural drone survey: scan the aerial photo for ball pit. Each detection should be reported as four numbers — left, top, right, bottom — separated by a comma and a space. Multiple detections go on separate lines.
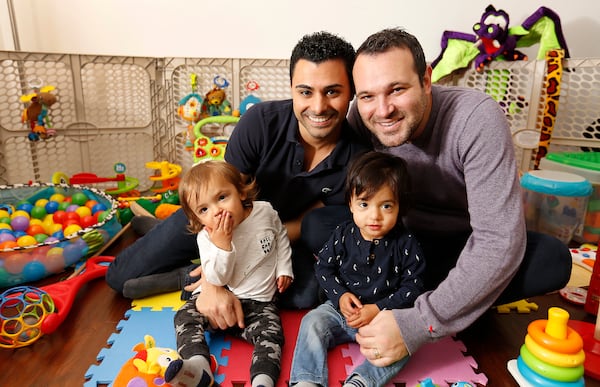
0, 183, 121, 288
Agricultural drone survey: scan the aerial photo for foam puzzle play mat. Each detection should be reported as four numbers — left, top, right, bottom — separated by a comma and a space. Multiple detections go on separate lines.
83, 291, 488, 387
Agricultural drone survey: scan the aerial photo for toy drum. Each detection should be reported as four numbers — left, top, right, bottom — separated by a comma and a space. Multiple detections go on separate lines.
521, 170, 592, 244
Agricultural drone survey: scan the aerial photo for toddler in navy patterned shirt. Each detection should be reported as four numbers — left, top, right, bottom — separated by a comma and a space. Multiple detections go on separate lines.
289, 151, 426, 387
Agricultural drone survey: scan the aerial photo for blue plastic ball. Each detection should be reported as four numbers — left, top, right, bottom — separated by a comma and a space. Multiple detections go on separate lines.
16, 202, 33, 213
92, 203, 107, 214
44, 201, 60, 214
62, 243, 84, 266
22, 261, 47, 282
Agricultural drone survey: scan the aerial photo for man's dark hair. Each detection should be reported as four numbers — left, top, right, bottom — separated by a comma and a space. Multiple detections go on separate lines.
290, 31, 355, 93
356, 28, 427, 86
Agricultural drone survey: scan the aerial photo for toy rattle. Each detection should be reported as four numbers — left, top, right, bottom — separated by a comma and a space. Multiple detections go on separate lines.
0, 255, 114, 348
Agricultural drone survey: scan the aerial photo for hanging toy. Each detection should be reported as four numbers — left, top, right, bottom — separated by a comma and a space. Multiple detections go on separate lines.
177, 73, 204, 151
20, 79, 58, 141
199, 75, 239, 118
239, 80, 262, 115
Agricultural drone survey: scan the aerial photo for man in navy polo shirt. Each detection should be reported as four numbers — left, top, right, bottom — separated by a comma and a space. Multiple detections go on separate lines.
105, 31, 370, 316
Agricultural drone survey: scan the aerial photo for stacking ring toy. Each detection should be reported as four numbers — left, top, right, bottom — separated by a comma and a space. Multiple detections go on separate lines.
520, 345, 584, 382
517, 356, 584, 387
524, 334, 585, 367
528, 320, 583, 354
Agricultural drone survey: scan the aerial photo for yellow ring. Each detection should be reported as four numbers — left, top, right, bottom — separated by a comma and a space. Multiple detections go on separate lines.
528, 320, 583, 354
524, 334, 585, 367
520, 345, 584, 382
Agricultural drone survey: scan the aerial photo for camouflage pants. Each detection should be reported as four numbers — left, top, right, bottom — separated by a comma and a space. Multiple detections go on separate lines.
174, 294, 284, 383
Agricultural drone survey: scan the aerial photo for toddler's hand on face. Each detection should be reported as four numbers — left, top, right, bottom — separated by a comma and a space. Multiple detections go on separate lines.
208, 210, 234, 251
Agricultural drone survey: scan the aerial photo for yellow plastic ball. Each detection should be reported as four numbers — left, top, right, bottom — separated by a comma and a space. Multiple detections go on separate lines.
35, 198, 49, 208
29, 218, 43, 226
11, 210, 30, 220
63, 224, 82, 237
48, 223, 63, 235
17, 235, 38, 247
49, 193, 65, 203
75, 206, 92, 218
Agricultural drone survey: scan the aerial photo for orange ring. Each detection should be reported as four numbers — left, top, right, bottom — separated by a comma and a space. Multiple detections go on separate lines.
527, 320, 583, 354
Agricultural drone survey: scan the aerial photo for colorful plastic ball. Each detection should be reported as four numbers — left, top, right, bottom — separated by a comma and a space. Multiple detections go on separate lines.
44, 201, 59, 214
29, 218, 43, 226
17, 235, 37, 247
49, 193, 65, 202
46, 223, 63, 235
65, 211, 81, 222
16, 202, 33, 213
29, 206, 47, 220
26, 224, 46, 237
0, 216, 10, 224
65, 204, 80, 213
0, 223, 11, 231
34, 198, 49, 208
80, 215, 97, 229
0, 240, 19, 250
0, 268, 11, 286
91, 203, 107, 214
51, 230, 64, 240
71, 192, 89, 206
3, 252, 29, 273
44, 236, 59, 244
75, 206, 92, 219
41, 250, 65, 273
0, 209, 11, 218
97, 210, 111, 223
0, 233, 16, 243
63, 220, 80, 230
13, 230, 26, 238
11, 210, 30, 220
85, 200, 99, 209
22, 261, 46, 282
62, 243, 84, 265
63, 224, 82, 237
33, 234, 48, 243
11, 216, 30, 232
58, 201, 71, 211
52, 210, 67, 224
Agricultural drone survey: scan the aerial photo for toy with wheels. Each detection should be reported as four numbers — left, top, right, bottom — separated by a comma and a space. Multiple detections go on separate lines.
0, 255, 114, 348
193, 115, 239, 164
0, 183, 122, 288
52, 162, 139, 197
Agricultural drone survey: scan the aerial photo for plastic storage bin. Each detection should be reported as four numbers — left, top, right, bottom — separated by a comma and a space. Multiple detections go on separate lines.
521, 170, 592, 244
540, 152, 600, 243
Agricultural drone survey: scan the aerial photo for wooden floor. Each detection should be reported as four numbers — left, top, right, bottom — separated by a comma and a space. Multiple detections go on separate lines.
1, 226, 599, 387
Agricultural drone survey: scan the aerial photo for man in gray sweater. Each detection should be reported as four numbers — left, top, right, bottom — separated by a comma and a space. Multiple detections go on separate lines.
348, 28, 571, 366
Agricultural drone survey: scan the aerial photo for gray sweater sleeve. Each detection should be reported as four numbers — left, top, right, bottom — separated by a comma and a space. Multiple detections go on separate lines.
393, 91, 527, 354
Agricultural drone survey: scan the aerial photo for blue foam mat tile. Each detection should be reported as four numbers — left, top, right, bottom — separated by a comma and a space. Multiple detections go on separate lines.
84, 308, 230, 386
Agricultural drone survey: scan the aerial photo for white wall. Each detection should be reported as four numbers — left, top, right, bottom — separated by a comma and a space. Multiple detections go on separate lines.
1, 0, 599, 61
